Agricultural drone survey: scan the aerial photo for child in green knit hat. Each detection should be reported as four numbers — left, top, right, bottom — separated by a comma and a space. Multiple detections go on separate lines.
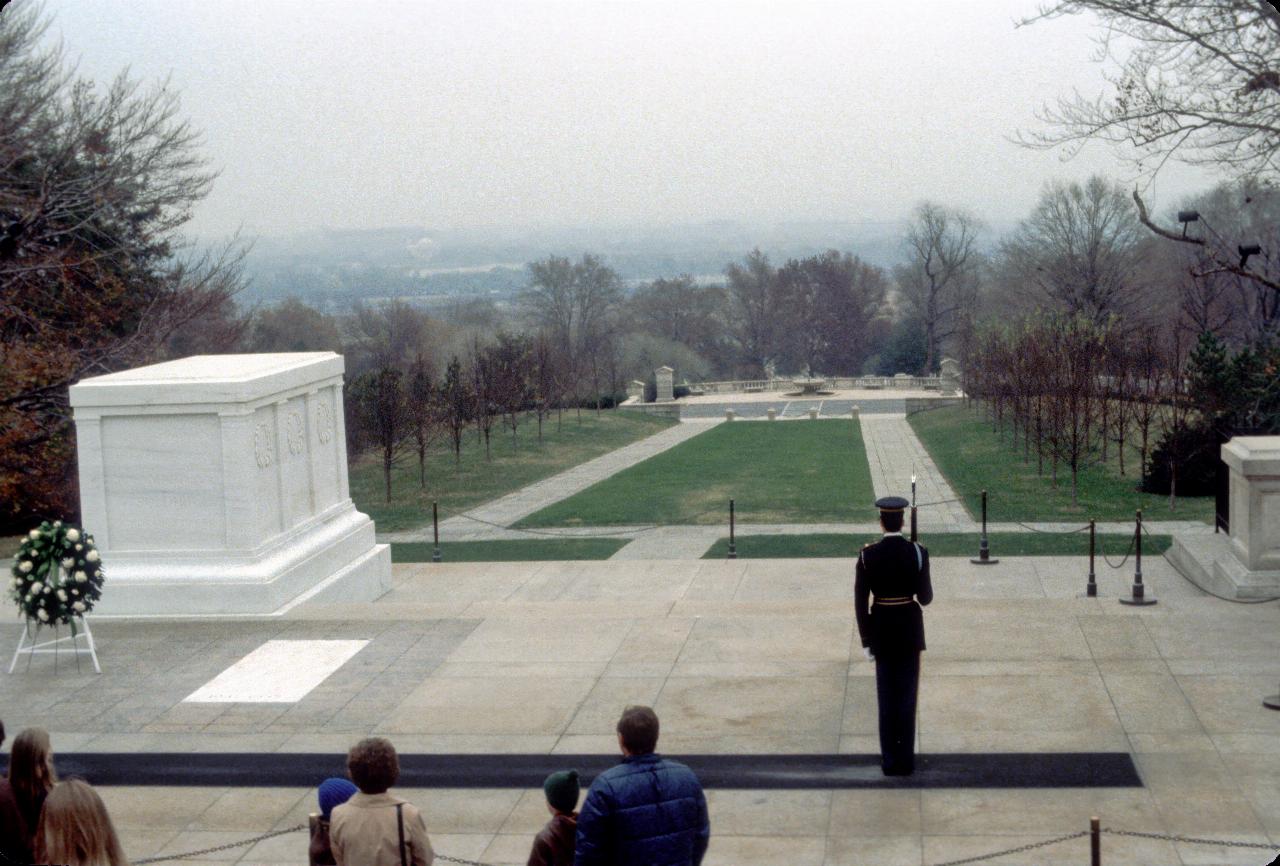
526, 769, 579, 866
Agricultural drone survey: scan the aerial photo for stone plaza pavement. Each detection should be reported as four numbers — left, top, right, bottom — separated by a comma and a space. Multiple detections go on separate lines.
2, 557, 1278, 865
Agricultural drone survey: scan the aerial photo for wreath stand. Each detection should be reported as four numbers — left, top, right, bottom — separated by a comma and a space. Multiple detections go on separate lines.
8, 616, 101, 674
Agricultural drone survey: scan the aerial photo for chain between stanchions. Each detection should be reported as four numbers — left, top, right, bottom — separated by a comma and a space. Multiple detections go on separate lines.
914, 496, 965, 508
132, 823, 307, 864
1100, 531, 1137, 569
71, 823, 1280, 866
1009, 520, 1091, 535
924, 829, 1090, 866
1103, 827, 1279, 850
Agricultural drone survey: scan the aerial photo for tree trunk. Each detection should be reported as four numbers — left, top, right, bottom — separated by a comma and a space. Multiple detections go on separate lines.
418, 443, 426, 490
383, 451, 393, 504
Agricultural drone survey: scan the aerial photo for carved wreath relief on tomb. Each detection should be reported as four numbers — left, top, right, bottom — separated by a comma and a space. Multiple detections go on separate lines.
316, 400, 334, 445
286, 410, 306, 456
254, 422, 274, 468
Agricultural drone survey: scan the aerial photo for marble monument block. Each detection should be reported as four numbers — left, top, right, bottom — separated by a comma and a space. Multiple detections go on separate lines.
655, 366, 675, 402
69, 353, 392, 615
1166, 436, 1280, 599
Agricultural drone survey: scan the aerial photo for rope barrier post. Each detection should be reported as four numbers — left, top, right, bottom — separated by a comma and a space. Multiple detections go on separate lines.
432, 501, 442, 563
727, 498, 737, 560
1091, 816, 1101, 866
969, 489, 998, 565
1119, 508, 1156, 606
1086, 519, 1097, 597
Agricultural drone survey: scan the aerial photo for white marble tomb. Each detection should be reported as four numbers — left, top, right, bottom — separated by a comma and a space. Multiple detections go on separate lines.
69, 353, 392, 615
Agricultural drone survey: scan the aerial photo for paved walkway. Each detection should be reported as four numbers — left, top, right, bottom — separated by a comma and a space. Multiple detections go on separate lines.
383, 420, 721, 542
4, 558, 1276, 865
860, 414, 975, 531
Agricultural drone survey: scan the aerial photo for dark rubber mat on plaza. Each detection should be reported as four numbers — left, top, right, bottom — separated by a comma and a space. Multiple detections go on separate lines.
40, 752, 1142, 789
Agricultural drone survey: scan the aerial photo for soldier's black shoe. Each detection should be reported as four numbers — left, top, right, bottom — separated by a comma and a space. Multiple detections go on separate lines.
882, 765, 914, 776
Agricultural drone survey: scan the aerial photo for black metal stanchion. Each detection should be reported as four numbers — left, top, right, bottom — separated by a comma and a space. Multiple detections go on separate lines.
910, 472, 918, 542
970, 489, 998, 565
431, 501, 442, 563
1264, 684, 1280, 710
1090, 816, 1101, 866
1086, 519, 1097, 597
1119, 509, 1156, 605
727, 498, 737, 560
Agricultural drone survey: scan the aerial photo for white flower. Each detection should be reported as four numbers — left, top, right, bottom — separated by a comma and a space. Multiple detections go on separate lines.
17, 561, 32, 574
30, 582, 42, 594
66, 529, 80, 542
75, 544, 83, 551
53, 520, 61, 528
43, 585, 51, 594
69, 587, 79, 595
74, 571, 87, 583
86, 550, 100, 563
61, 557, 74, 568
36, 609, 48, 621
72, 601, 85, 612
27, 530, 39, 540
57, 589, 67, 602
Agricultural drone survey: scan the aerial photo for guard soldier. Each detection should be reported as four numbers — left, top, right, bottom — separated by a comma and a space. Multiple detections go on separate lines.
854, 495, 933, 776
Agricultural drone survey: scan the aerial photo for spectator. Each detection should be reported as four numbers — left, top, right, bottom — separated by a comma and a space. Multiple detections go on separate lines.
0, 719, 34, 865
6, 727, 56, 860
575, 706, 709, 866
527, 769, 579, 866
35, 779, 128, 866
310, 777, 358, 866
330, 737, 434, 866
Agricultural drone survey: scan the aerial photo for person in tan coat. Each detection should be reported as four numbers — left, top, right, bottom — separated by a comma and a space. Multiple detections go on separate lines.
330, 737, 434, 866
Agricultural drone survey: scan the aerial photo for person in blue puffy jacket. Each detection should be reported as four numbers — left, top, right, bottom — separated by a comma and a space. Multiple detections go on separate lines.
574, 705, 710, 866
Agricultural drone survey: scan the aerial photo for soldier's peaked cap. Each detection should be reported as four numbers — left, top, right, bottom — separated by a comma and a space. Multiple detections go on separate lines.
875, 496, 910, 512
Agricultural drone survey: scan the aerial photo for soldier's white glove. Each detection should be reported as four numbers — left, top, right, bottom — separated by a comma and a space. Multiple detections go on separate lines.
862, 647, 874, 661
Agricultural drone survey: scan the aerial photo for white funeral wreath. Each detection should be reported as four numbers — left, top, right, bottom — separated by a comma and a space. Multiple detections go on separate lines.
9, 520, 105, 626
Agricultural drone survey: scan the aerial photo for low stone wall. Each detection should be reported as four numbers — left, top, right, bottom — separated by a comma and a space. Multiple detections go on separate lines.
618, 399, 682, 419
903, 396, 964, 415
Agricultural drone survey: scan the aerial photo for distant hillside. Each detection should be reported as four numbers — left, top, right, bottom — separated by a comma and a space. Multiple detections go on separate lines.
236, 219, 968, 308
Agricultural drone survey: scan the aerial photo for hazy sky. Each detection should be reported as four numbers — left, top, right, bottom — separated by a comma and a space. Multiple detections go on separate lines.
40, 0, 1217, 240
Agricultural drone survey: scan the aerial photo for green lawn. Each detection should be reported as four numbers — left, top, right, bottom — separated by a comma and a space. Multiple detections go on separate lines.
702, 532, 1170, 559
391, 538, 627, 562
351, 410, 676, 532
520, 418, 874, 526
909, 405, 1213, 523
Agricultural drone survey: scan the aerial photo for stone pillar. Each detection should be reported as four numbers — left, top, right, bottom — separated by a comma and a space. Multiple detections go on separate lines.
655, 366, 675, 403
626, 380, 644, 401
767, 407, 777, 421
725, 409, 735, 421
1167, 435, 1280, 599
940, 357, 961, 396
809, 408, 818, 420
1223, 437, 1280, 575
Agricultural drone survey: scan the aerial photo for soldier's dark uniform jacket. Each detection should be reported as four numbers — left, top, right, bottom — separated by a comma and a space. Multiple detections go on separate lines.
854, 534, 933, 654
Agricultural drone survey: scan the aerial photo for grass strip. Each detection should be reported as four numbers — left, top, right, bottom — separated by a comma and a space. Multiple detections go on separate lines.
521, 418, 874, 526
908, 405, 1213, 522
702, 532, 1171, 559
391, 538, 628, 562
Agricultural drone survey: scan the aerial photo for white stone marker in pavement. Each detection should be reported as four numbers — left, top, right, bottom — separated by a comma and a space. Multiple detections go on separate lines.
70, 353, 392, 615
184, 639, 369, 703
1168, 435, 1280, 599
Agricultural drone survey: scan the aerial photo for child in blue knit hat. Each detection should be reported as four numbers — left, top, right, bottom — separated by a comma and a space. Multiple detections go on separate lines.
310, 777, 357, 865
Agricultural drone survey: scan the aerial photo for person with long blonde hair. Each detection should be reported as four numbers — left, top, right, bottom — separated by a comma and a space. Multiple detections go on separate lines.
7, 727, 56, 853
37, 779, 128, 866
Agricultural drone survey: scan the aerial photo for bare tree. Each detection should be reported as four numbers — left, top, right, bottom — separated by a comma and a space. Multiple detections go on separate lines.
724, 249, 781, 377
351, 368, 410, 504
1018, 0, 1280, 297
894, 203, 983, 373
440, 355, 470, 466
1000, 176, 1147, 323
406, 353, 438, 490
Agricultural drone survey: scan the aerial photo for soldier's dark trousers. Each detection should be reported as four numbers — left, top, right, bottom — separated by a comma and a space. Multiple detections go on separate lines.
875, 650, 921, 775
